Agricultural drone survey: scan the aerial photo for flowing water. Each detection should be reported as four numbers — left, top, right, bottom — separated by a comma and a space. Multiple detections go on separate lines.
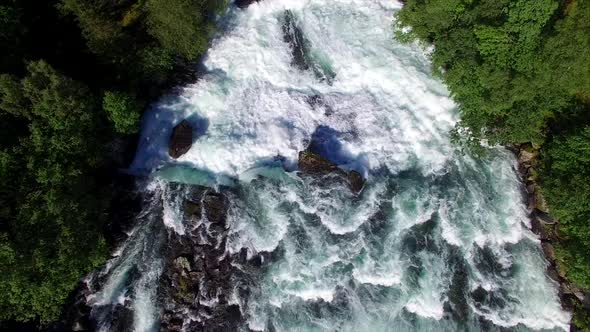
84, 0, 571, 331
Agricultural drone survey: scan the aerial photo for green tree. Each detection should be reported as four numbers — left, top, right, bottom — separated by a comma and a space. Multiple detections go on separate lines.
145, 0, 212, 60
0, 61, 108, 323
103, 91, 142, 134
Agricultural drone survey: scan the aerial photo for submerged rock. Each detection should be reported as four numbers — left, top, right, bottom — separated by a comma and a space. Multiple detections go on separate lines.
470, 286, 507, 310
169, 120, 193, 159
298, 150, 365, 193
282, 10, 311, 71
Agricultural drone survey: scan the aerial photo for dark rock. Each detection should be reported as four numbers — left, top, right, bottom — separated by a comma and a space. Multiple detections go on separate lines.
281, 10, 310, 71
574, 289, 588, 304
561, 282, 574, 295
348, 170, 364, 193
526, 183, 535, 194
518, 162, 530, 178
111, 303, 134, 332
402, 215, 438, 253
530, 217, 550, 241
547, 266, 560, 282
446, 247, 469, 322
470, 286, 507, 310
306, 94, 335, 116
542, 243, 556, 262
535, 209, 557, 225
298, 150, 338, 174
169, 120, 193, 159
159, 185, 240, 331
298, 150, 365, 194
220, 304, 242, 330
235, 0, 260, 8
185, 200, 201, 218
473, 245, 516, 280
527, 191, 538, 211
203, 192, 226, 225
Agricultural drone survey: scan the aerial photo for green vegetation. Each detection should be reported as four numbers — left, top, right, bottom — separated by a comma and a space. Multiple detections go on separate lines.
0, 0, 227, 325
103, 91, 142, 134
396, 0, 590, 328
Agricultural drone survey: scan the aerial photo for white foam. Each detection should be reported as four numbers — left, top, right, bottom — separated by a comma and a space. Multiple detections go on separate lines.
287, 288, 335, 302
124, 0, 571, 330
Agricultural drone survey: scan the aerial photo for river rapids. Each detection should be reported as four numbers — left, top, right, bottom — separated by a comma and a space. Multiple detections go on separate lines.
81, 0, 571, 331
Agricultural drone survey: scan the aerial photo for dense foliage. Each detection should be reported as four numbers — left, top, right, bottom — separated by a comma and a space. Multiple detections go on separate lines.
0, 0, 226, 325
396, 0, 590, 327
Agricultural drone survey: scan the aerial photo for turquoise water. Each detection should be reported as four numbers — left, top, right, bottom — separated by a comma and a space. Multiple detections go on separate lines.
87, 0, 570, 331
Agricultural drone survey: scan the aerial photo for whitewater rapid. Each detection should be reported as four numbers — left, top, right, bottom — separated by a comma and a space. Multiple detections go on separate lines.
88, 0, 571, 331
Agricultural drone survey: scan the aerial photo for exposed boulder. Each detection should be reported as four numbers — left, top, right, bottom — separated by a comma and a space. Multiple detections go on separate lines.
348, 170, 364, 193
281, 10, 311, 71
470, 286, 507, 310
298, 150, 365, 193
535, 209, 557, 225
530, 216, 551, 241
169, 120, 193, 159
518, 149, 537, 165
546, 266, 560, 282
542, 243, 556, 262
526, 183, 535, 195
298, 150, 338, 174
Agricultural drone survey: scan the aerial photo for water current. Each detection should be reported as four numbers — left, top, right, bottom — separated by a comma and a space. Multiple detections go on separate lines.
84, 1, 571, 331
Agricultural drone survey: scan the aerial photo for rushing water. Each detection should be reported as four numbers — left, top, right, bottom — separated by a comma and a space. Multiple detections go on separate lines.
84, 0, 571, 331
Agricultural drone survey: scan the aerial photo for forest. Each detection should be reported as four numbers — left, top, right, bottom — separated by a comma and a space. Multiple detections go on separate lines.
0, 0, 227, 325
396, 0, 590, 327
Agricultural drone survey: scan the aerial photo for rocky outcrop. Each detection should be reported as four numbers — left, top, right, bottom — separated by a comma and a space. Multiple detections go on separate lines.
159, 186, 241, 331
280, 10, 335, 84
298, 150, 365, 193
513, 144, 589, 321
281, 10, 311, 72
299, 150, 338, 173
348, 170, 364, 193
169, 120, 193, 159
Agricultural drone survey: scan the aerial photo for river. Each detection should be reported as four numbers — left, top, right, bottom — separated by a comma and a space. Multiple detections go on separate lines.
82, 0, 570, 331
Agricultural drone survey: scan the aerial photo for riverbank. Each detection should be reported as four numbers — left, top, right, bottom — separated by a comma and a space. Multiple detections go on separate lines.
513, 144, 590, 330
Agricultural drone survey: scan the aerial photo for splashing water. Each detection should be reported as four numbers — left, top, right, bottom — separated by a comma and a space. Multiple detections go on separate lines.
87, 0, 571, 331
